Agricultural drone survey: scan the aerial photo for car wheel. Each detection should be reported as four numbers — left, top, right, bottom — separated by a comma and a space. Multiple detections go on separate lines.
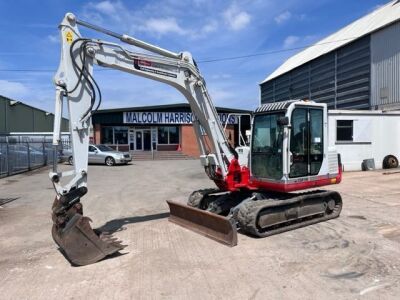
68, 156, 73, 165
105, 157, 115, 166
383, 155, 399, 169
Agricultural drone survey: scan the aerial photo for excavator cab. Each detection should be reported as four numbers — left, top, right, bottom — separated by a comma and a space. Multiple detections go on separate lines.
170, 100, 342, 245
249, 100, 342, 192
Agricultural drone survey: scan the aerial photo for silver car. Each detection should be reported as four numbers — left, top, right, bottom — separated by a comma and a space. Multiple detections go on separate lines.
63, 144, 132, 166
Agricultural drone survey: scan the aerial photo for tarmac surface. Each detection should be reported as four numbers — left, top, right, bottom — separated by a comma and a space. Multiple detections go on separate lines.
1, 160, 400, 299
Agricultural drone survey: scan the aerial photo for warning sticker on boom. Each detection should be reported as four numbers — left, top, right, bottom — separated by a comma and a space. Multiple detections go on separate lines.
65, 31, 73, 44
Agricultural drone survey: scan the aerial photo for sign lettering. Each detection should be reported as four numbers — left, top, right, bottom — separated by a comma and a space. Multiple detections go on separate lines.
123, 111, 238, 125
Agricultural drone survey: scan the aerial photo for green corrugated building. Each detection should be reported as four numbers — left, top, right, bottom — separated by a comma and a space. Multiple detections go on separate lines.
0, 95, 69, 135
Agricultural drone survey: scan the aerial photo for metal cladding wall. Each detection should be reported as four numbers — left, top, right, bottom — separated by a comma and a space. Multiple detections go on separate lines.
261, 36, 371, 109
0, 97, 6, 133
0, 96, 69, 134
371, 21, 400, 110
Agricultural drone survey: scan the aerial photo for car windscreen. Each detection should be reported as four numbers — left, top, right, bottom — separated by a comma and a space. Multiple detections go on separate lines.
96, 145, 114, 151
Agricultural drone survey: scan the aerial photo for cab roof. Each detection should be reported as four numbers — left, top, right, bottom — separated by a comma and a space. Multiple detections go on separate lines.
254, 100, 299, 113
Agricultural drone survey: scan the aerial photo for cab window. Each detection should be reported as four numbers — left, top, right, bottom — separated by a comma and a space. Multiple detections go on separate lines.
251, 113, 284, 180
290, 108, 323, 177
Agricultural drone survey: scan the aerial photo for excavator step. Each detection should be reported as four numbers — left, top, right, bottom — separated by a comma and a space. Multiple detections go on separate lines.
166, 200, 237, 247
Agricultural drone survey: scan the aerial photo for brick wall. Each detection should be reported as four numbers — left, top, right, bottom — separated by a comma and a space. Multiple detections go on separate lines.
94, 124, 101, 144
181, 124, 235, 158
181, 125, 199, 157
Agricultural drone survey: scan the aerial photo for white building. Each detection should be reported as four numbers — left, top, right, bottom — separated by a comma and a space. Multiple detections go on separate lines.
328, 110, 400, 171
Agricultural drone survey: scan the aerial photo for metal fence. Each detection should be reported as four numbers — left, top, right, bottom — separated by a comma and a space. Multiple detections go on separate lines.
0, 135, 69, 178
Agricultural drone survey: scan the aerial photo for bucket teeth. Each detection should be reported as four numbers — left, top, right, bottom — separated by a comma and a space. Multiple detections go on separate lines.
51, 197, 125, 266
101, 236, 120, 243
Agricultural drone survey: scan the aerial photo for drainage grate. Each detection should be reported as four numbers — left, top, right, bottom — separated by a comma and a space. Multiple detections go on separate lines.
0, 197, 19, 206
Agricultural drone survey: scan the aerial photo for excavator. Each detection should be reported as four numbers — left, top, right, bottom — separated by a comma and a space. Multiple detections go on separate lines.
50, 13, 343, 266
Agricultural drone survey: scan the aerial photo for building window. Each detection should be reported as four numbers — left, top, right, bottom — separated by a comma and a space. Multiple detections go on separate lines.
169, 126, 179, 144
336, 120, 353, 141
158, 126, 179, 144
114, 127, 128, 144
101, 127, 114, 144
158, 127, 169, 144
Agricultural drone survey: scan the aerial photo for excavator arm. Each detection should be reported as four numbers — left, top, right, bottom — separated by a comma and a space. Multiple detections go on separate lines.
50, 13, 246, 265
50, 13, 246, 195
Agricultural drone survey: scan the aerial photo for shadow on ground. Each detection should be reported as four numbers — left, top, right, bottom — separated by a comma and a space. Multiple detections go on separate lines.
96, 212, 170, 234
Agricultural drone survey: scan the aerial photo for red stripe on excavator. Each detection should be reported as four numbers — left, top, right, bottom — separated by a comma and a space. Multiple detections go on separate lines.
220, 158, 342, 193
249, 176, 339, 193
250, 166, 342, 192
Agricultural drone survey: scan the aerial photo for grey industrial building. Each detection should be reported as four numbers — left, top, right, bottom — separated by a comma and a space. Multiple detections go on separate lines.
0, 95, 69, 135
260, 0, 400, 110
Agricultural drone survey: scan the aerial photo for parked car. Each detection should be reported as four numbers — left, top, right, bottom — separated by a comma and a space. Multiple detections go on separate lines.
62, 144, 131, 166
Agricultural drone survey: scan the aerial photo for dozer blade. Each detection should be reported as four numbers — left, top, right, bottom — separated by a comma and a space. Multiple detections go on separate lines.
52, 197, 126, 266
167, 200, 237, 247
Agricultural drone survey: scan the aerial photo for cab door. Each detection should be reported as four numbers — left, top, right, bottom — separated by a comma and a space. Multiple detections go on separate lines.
289, 107, 323, 177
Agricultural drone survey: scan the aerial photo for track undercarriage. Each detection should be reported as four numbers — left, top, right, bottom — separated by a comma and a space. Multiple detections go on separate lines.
168, 188, 342, 245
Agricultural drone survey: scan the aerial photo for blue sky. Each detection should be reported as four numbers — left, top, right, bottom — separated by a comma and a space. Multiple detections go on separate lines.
0, 0, 387, 113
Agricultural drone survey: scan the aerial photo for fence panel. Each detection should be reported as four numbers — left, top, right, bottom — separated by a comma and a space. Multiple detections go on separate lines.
7, 143, 29, 175
0, 142, 8, 177
0, 135, 70, 178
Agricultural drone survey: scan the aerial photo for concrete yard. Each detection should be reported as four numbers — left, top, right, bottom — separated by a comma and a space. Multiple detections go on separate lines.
1, 160, 400, 299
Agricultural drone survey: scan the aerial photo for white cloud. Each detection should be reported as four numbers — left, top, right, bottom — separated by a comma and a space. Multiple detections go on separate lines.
275, 11, 292, 24
223, 4, 251, 30
283, 35, 300, 49
211, 74, 231, 79
190, 20, 218, 39
82, 1, 221, 40
282, 35, 318, 50
139, 17, 187, 36
202, 20, 218, 34
208, 87, 234, 104
47, 34, 58, 44
304, 35, 318, 43
84, 0, 127, 25
94, 73, 184, 108
0, 80, 29, 99
93, 1, 117, 15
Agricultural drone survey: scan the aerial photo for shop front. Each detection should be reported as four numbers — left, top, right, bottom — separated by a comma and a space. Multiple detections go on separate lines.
92, 103, 250, 157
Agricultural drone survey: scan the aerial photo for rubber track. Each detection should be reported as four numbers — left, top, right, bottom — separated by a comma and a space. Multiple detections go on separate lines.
187, 188, 221, 208
236, 190, 342, 238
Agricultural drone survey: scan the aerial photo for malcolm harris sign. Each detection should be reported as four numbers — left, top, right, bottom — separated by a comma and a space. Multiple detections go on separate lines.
123, 111, 238, 125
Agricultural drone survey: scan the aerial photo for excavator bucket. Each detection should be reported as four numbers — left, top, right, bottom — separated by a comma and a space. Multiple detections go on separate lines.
167, 200, 237, 246
51, 197, 126, 266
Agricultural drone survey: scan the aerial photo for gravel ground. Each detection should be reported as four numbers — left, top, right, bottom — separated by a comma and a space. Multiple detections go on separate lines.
0, 160, 399, 299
